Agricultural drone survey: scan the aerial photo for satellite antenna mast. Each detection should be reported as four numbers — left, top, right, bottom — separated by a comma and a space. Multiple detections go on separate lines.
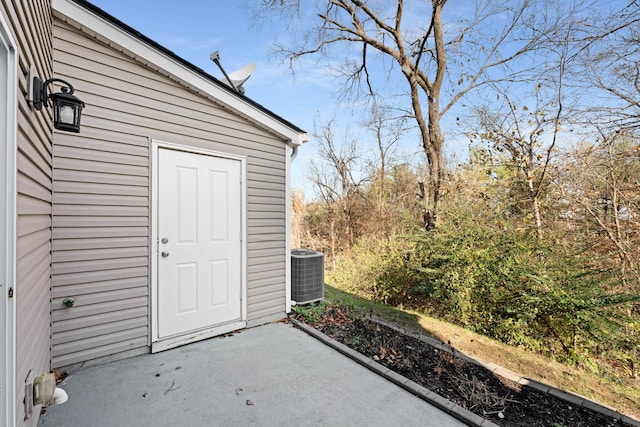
209, 50, 256, 95
210, 50, 238, 92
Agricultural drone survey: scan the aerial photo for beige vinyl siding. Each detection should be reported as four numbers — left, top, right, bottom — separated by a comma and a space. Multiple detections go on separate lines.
51, 18, 289, 366
2, 0, 53, 424
51, 122, 150, 366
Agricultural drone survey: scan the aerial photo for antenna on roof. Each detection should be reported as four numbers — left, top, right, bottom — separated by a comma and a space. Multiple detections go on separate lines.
210, 50, 256, 95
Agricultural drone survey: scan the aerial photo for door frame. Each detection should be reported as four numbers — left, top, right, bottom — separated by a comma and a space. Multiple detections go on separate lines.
150, 140, 247, 353
0, 11, 17, 426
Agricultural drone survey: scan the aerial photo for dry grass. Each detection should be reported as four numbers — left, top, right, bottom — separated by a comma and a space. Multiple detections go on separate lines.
324, 284, 640, 420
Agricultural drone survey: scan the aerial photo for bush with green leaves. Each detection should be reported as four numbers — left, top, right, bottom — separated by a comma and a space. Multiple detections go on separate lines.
327, 210, 639, 370
407, 214, 639, 365
327, 235, 420, 305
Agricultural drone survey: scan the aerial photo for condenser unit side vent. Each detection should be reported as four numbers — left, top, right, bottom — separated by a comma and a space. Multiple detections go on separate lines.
291, 248, 324, 305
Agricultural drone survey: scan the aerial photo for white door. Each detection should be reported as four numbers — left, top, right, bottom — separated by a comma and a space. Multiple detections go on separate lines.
157, 148, 242, 338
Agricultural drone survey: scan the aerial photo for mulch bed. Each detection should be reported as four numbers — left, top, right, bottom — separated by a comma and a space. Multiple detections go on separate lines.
295, 305, 632, 427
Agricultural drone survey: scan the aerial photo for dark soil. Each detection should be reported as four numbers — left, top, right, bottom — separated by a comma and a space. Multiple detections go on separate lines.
295, 305, 631, 427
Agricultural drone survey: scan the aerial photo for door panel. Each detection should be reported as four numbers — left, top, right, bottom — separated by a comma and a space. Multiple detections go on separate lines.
158, 148, 241, 338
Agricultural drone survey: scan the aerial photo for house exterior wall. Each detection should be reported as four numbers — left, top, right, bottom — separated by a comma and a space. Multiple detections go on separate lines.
51, 18, 288, 368
1, 0, 53, 424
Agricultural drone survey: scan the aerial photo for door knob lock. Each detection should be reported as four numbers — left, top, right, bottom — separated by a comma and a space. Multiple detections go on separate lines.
161, 237, 169, 244
161, 251, 169, 257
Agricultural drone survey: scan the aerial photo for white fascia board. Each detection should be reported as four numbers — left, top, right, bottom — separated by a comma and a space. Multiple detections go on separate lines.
51, 0, 309, 146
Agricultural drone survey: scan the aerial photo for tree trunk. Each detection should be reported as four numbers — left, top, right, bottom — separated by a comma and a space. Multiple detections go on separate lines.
527, 174, 543, 239
424, 0, 446, 230
424, 131, 443, 230
330, 218, 336, 260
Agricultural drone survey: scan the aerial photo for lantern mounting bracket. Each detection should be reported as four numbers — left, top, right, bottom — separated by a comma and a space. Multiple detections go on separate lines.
31, 77, 74, 111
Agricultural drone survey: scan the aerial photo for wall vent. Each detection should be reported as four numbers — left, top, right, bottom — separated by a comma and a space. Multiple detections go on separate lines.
291, 249, 324, 304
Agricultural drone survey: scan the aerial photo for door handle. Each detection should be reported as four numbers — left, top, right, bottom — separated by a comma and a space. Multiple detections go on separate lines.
161, 251, 170, 257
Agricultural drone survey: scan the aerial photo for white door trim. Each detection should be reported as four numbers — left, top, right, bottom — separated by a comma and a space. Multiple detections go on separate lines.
0, 12, 17, 426
150, 140, 247, 352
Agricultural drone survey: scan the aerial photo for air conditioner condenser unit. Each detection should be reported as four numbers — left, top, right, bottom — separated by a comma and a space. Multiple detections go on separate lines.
291, 248, 324, 304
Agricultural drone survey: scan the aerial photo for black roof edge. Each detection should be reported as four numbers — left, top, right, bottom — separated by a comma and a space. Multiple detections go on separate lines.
68, 0, 307, 136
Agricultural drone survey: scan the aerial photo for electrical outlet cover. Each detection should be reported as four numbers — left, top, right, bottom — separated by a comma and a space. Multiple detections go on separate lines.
33, 373, 56, 405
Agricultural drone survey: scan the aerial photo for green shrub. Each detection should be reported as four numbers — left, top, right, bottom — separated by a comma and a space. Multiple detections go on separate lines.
409, 214, 639, 363
327, 235, 418, 304
326, 210, 639, 369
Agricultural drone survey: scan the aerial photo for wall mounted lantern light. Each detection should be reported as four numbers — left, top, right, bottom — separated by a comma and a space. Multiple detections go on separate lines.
27, 67, 85, 133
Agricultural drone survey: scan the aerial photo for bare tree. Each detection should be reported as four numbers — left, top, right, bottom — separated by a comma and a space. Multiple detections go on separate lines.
470, 56, 567, 239
362, 103, 407, 234
464, 5, 620, 239
290, 188, 307, 249
251, 0, 584, 228
561, 1, 640, 131
251, 0, 568, 229
307, 120, 367, 256
473, 99, 546, 237
557, 131, 640, 287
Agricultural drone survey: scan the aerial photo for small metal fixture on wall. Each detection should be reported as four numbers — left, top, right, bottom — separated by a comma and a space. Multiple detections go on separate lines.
26, 66, 85, 133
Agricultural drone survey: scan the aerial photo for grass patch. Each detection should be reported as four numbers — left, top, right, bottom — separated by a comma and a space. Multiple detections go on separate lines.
292, 300, 329, 323
325, 284, 425, 331
323, 284, 640, 420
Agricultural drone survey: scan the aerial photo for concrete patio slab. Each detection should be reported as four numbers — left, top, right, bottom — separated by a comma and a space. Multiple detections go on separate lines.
38, 322, 467, 427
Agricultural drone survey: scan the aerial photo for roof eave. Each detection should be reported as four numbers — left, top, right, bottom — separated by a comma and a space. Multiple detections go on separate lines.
51, 0, 309, 145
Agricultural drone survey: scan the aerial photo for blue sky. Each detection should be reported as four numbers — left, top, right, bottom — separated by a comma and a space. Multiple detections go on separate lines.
86, 1, 630, 199
88, 0, 351, 196
82, 1, 531, 197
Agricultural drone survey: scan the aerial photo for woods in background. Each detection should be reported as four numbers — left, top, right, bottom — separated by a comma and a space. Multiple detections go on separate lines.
293, 126, 639, 381
274, 0, 640, 382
